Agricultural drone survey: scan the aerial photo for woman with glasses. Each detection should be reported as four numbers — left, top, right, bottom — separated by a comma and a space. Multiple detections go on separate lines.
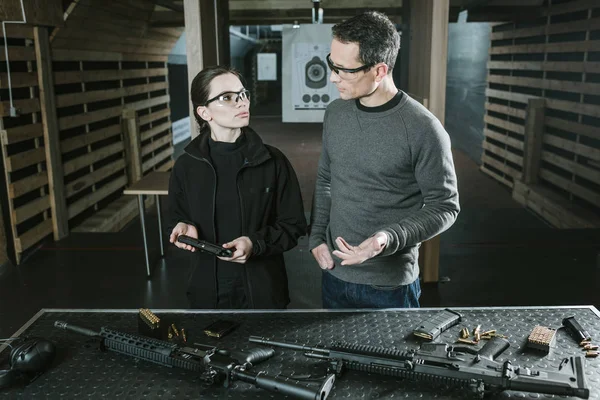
168, 65, 306, 309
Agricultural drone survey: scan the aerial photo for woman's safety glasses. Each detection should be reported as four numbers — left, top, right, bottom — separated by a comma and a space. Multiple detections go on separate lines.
204, 89, 251, 107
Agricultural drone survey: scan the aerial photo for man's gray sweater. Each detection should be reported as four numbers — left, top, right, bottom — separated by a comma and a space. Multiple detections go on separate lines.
309, 92, 460, 286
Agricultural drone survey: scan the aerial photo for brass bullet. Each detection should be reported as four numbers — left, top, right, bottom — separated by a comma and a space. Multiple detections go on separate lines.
457, 338, 478, 345
583, 344, 598, 351
473, 325, 481, 336
482, 330, 496, 336
491, 333, 508, 339
480, 335, 492, 340
171, 323, 180, 337
475, 332, 481, 342
585, 351, 598, 358
580, 340, 592, 346
460, 328, 470, 339
181, 328, 187, 343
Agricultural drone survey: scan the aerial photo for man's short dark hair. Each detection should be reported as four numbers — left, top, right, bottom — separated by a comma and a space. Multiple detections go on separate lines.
332, 11, 400, 72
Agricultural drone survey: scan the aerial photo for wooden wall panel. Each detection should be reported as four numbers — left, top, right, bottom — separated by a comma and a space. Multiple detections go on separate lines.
0, 27, 53, 263
484, 0, 600, 228
0, 1, 180, 263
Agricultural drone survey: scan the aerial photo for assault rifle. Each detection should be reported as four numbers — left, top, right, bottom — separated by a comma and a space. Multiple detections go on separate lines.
249, 335, 589, 399
54, 321, 334, 400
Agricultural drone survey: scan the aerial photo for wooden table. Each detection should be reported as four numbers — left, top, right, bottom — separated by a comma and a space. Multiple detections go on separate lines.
123, 171, 170, 277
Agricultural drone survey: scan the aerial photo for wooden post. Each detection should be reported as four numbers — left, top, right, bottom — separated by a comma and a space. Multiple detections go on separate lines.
523, 98, 546, 184
34, 26, 68, 241
408, 0, 450, 283
184, 0, 230, 139
122, 109, 143, 184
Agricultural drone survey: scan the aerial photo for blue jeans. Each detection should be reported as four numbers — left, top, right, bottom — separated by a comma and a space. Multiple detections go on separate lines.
322, 271, 421, 309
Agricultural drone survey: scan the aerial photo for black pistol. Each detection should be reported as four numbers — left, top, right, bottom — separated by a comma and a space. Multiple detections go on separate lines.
177, 235, 233, 257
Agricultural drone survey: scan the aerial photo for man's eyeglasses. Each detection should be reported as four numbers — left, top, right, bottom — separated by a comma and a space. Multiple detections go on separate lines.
204, 89, 251, 107
326, 53, 373, 79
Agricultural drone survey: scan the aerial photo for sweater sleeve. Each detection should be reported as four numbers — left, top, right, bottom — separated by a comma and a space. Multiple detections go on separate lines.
248, 150, 307, 257
308, 112, 332, 251
378, 117, 460, 255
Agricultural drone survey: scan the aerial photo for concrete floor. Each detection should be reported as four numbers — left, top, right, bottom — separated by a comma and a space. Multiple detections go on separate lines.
1, 117, 599, 339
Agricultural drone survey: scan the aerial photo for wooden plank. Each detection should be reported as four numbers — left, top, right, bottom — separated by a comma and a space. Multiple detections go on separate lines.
59, 95, 169, 131
513, 181, 600, 228
545, 98, 600, 118
60, 124, 121, 154
157, 158, 174, 172
142, 134, 171, 156
490, 41, 600, 55
9, 172, 48, 198
63, 142, 124, 175
0, 123, 43, 144
54, 68, 167, 85
485, 88, 535, 104
544, 134, 600, 161
0, 98, 40, 117
482, 140, 523, 166
485, 102, 526, 119
491, 17, 600, 40
35, 26, 69, 240
13, 196, 51, 225
480, 164, 515, 188
543, 0, 597, 16
51, 37, 173, 56
5, 147, 46, 172
0, 24, 34, 39
52, 26, 178, 49
142, 146, 174, 172
0, 46, 36, 61
51, 48, 167, 62
139, 108, 170, 126
56, 82, 168, 108
484, 115, 525, 135
14, 219, 53, 253
141, 121, 171, 141
541, 150, 600, 185
487, 60, 600, 74
122, 109, 143, 185
545, 117, 600, 141
0, 72, 38, 89
129, 94, 170, 111
72, 196, 137, 233
488, 74, 600, 96
522, 98, 545, 184
539, 169, 600, 206
482, 153, 523, 180
483, 128, 525, 150
66, 159, 126, 198
67, 175, 128, 220
58, 105, 122, 131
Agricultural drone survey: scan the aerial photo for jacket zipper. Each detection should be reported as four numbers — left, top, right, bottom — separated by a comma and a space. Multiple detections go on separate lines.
185, 151, 219, 307
236, 159, 255, 308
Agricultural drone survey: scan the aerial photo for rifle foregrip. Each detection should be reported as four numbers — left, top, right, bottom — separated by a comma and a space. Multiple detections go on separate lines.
478, 337, 510, 360
231, 347, 275, 366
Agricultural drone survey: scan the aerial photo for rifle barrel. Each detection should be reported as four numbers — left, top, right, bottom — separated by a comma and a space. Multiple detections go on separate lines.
249, 336, 329, 355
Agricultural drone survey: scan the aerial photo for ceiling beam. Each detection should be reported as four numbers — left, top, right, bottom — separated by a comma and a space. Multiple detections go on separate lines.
154, 0, 183, 13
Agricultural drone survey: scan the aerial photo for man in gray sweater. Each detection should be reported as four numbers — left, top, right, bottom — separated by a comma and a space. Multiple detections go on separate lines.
309, 11, 460, 309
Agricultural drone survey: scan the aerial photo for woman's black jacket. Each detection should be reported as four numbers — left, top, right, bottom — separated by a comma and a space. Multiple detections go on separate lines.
168, 127, 307, 309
